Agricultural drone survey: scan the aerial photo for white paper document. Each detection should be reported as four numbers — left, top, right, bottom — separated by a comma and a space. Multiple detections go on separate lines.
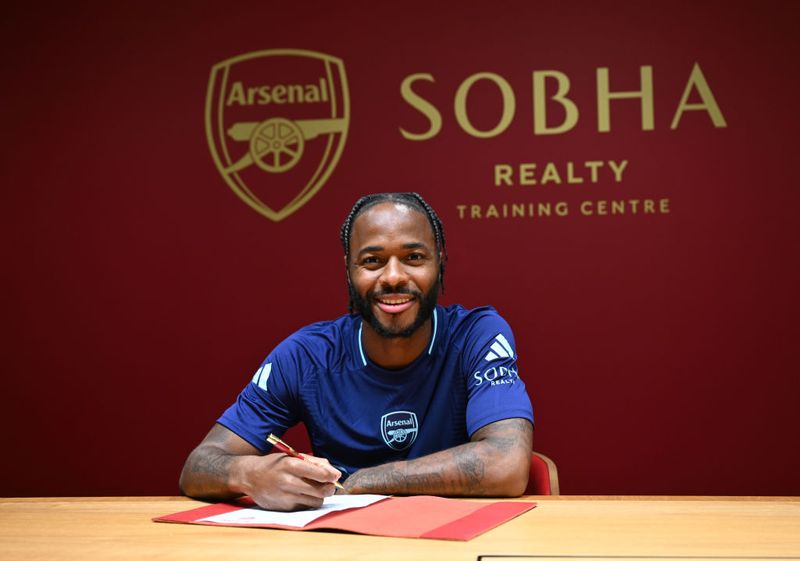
198, 494, 389, 528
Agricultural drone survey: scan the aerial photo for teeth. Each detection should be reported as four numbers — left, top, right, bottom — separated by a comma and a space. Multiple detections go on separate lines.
380, 298, 411, 305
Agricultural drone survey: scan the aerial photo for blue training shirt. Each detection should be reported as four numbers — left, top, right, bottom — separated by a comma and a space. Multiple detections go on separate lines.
218, 304, 534, 479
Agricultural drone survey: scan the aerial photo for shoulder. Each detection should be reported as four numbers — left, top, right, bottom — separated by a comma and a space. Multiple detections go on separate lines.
439, 304, 517, 362
269, 314, 357, 366
441, 304, 513, 338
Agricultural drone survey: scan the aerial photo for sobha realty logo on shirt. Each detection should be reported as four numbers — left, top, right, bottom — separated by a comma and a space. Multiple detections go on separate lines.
381, 411, 419, 451
205, 49, 350, 222
474, 333, 520, 386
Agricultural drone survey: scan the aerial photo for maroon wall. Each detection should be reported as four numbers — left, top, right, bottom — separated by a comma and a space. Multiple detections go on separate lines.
3, 1, 799, 497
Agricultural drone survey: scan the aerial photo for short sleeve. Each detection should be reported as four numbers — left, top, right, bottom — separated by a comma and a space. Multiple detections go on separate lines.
216, 338, 304, 453
462, 310, 534, 436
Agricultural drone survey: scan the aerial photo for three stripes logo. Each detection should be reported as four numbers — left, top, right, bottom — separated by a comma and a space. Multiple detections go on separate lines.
474, 333, 520, 386
252, 363, 272, 391
484, 333, 514, 362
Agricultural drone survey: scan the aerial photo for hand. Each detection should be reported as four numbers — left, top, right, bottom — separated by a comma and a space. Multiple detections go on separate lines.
235, 453, 342, 511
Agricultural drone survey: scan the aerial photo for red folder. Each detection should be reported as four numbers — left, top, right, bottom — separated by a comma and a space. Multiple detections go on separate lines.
154, 496, 536, 541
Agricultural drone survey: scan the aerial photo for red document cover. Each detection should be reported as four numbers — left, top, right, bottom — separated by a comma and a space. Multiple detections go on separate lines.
154, 496, 536, 541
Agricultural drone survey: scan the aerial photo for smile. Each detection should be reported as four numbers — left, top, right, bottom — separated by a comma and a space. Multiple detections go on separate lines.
375, 295, 416, 314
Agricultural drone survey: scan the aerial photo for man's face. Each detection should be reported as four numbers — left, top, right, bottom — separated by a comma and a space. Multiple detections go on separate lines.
348, 202, 440, 339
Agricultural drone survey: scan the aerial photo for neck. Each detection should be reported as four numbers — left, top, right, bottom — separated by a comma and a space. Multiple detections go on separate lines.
361, 319, 432, 370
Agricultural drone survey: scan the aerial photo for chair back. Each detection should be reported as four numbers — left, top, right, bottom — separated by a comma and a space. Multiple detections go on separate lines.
525, 451, 559, 495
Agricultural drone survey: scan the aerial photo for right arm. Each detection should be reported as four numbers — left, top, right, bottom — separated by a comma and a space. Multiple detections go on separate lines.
179, 423, 341, 511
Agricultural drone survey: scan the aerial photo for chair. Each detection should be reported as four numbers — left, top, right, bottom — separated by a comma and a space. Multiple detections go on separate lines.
525, 451, 560, 495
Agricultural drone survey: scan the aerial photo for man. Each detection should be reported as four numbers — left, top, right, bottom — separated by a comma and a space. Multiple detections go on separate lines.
180, 192, 534, 511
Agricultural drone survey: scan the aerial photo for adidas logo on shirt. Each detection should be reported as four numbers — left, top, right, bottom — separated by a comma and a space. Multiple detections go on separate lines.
251, 363, 272, 391
484, 333, 514, 362
475, 334, 520, 386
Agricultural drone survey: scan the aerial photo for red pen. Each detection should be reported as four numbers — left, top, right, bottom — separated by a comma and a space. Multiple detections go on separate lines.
267, 433, 345, 490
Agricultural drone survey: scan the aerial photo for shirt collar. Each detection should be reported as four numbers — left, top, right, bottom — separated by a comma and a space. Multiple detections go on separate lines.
356, 307, 439, 367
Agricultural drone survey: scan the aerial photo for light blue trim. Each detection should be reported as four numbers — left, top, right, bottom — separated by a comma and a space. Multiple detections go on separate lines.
359, 308, 437, 364
357, 323, 367, 366
427, 308, 438, 355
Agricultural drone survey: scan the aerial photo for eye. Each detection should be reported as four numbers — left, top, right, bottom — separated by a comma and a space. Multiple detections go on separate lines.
361, 256, 382, 267
407, 252, 425, 261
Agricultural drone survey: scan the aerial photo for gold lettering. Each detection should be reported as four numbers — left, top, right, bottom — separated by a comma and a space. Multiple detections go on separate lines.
566, 161, 584, 184
585, 160, 604, 183
319, 77, 329, 102
455, 72, 516, 138
520, 163, 537, 185
400, 73, 442, 141
533, 71, 579, 135
286, 84, 304, 103
608, 160, 629, 182
226, 81, 246, 106
597, 66, 654, 132
271, 85, 286, 103
247, 86, 259, 105
489, 160, 631, 186
578, 199, 670, 216
304, 84, 320, 103
453, 198, 675, 218
456, 202, 570, 218
225, 80, 327, 106
670, 63, 727, 129
540, 162, 562, 184
494, 164, 513, 186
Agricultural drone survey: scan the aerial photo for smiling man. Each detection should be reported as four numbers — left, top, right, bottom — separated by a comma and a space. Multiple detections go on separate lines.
180, 192, 534, 511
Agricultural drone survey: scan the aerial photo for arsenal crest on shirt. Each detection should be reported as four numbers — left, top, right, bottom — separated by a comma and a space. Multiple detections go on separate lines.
380, 411, 419, 451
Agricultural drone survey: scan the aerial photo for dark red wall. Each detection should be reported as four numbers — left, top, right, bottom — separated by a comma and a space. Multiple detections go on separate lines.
3, 1, 799, 497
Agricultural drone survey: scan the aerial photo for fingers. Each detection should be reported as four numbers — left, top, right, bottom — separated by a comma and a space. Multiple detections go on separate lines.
299, 455, 342, 484
278, 457, 339, 496
254, 488, 327, 511
245, 453, 343, 511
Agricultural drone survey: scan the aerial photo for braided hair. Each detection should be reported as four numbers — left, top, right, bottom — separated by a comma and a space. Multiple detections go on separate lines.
340, 192, 448, 312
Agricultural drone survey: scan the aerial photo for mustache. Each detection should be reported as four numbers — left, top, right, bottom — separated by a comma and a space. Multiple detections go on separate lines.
369, 287, 421, 299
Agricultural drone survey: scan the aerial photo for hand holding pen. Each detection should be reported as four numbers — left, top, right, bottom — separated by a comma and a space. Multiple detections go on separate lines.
267, 433, 345, 490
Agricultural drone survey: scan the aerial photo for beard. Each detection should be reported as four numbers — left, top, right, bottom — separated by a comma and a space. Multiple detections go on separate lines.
350, 278, 439, 339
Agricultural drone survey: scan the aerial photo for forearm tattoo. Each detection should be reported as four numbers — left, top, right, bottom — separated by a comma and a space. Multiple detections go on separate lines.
346, 418, 532, 496
188, 451, 234, 483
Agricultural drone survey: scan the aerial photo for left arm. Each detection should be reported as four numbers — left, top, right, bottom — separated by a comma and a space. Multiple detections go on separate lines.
343, 417, 532, 496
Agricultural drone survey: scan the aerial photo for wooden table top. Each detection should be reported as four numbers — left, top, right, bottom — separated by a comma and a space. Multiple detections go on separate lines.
1, 496, 799, 561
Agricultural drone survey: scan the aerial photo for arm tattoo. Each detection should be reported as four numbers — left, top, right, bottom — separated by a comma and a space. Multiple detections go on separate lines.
478, 418, 532, 453
347, 465, 445, 494
346, 417, 532, 496
455, 448, 485, 493
189, 450, 234, 483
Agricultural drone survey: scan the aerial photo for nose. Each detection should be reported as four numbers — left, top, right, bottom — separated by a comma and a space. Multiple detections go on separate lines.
378, 256, 408, 289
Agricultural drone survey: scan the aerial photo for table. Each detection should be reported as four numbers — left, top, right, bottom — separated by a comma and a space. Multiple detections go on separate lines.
1, 496, 799, 561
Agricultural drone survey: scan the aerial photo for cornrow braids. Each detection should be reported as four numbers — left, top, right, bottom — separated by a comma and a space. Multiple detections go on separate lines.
340, 192, 448, 312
